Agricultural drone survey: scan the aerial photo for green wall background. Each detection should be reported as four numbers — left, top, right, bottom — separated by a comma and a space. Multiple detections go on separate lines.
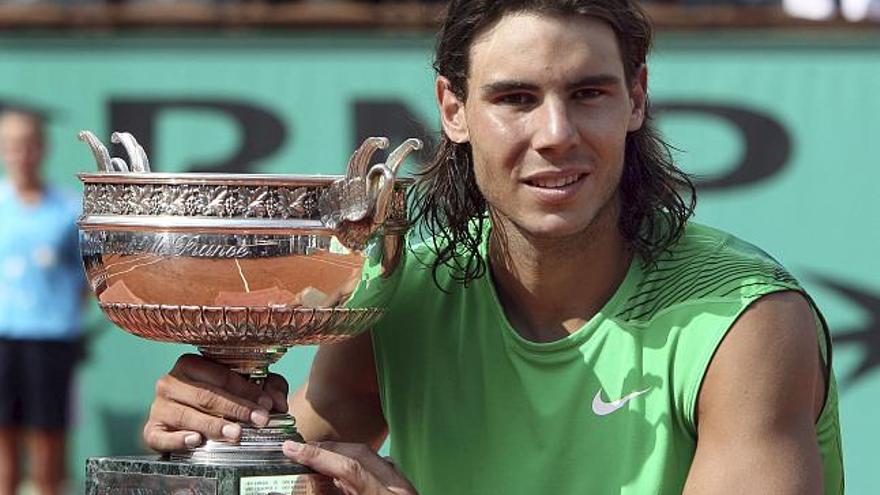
1, 31, 877, 492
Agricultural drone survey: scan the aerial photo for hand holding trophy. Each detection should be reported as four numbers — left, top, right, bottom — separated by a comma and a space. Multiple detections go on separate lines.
78, 131, 421, 494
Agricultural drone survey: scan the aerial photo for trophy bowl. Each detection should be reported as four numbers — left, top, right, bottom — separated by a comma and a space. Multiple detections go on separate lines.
77, 131, 420, 468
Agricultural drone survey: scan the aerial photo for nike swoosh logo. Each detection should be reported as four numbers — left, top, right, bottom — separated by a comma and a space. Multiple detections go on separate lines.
592, 387, 651, 416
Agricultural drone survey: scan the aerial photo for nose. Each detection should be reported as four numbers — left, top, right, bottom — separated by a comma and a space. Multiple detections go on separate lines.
532, 97, 579, 154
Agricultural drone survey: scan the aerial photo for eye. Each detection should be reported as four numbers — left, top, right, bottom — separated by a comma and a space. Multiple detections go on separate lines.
573, 88, 605, 100
495, 93, 537, 106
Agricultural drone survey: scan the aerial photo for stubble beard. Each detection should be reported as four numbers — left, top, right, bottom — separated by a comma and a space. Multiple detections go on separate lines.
487, 186, 625, 273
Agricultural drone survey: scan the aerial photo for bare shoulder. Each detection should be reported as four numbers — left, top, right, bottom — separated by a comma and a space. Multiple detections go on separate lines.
723, 290, 821, 364
697, 290, 826, 430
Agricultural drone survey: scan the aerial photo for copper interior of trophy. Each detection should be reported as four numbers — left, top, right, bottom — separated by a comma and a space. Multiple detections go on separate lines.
95, 251, 363, 308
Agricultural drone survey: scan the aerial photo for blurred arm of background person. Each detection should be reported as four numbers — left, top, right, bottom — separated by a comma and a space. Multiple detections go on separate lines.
0, 108, 87, 495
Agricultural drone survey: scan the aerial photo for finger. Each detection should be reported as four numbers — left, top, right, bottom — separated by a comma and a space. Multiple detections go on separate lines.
264, 373, 289, 413
171, 354, 273, 408
155, 374, 271, 427
282, 441, 378, 495
143, 422, 203, 452
150, 396, 243, 443
314, 442, 409, 488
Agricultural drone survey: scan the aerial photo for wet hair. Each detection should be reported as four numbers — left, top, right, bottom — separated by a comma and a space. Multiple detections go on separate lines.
409, 0, 696, 287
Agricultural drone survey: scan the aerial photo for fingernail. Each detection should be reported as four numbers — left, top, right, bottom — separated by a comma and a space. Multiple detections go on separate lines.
184, 434, 201, 448
283, 440, 303, 455
221, 423, 241, 440
250, 409, 270, 427
258, 395, 274, 410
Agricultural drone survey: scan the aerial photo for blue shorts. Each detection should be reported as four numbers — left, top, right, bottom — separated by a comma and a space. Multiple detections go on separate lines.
0, 337, 80, 430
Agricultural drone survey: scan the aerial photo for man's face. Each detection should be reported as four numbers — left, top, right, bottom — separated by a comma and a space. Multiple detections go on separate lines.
441, 13, 646, 240
0, 113, 44, 186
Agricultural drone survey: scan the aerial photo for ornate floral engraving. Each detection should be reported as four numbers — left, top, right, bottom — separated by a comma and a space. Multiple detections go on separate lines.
318, 178, 371, 228
81, 182, 406, 227
100, 303, 383, 347
83, 183, 325, 220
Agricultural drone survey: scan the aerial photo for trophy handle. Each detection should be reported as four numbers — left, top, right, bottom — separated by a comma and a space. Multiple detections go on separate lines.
347, 136, 389, 181
78, 129, 152, 173
111, 131, 151, 173
78, 130, 114, 172
366, 165, 395, 226
367, 138, 423, 226
385, 138, 423, 176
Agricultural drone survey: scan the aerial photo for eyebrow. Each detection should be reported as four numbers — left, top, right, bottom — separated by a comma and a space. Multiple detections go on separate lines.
480, 74, 623, 95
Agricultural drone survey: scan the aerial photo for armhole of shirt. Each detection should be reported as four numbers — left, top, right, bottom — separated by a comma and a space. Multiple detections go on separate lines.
802, 292, 836, 425
800, 293, 845, 495
682, 285, 815, 434
370, 326, 391, 428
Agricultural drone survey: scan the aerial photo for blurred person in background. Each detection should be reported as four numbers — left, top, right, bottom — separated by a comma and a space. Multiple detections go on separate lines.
0, 108, 85, 495
783, 0, 880, 20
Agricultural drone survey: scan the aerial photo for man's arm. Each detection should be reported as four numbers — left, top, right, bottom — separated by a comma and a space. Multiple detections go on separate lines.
683, 291, 828, 495
284, 333, 417, 494
291, 332, 388, 449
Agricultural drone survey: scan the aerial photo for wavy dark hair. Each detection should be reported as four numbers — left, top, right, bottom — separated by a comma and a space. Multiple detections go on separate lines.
410, 0, 696, 287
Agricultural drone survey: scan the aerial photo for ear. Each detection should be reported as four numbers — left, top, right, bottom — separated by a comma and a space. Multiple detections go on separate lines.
436, 76, 470, 143
627, 65, 648, 132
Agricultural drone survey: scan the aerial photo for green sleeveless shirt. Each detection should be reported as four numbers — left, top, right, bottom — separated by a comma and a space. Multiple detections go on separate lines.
368, 222, 844, 494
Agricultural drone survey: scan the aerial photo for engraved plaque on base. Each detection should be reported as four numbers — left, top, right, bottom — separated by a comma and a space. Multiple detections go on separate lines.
86, 456, 336, 495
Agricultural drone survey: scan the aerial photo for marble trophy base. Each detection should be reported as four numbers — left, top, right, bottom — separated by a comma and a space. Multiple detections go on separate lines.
86, 456, 336, 495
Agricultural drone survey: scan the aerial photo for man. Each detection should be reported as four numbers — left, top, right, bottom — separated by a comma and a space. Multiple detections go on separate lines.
144, 1, 844, 494
0, 108, 85, 495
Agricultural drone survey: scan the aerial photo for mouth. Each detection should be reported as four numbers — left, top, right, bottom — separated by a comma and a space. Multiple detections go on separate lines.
524, 173, 586, 189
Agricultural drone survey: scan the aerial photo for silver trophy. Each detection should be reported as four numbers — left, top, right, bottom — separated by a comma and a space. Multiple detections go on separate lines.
78, 131, 420, 492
